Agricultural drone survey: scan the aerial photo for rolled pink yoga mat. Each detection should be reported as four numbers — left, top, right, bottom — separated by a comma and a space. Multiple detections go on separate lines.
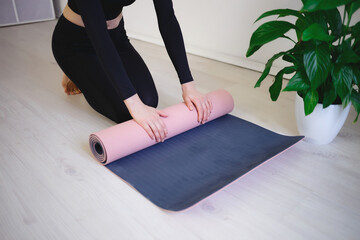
89, 89, 235, 165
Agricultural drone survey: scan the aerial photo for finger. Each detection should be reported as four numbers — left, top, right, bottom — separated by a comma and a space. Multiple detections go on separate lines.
206, 99, 211, 120
154, 120, 166, 141
158, 118, 168, 136
185, 99, 195, 111
149, 121, 161, 142
194, 99, 203, 123
142, 122, 155, 140
207, 100, 212, 119
155, 110, 168, 137
156, 109, 168, 117
201, 100, 208, 123
197, 98, 205, 123
203, 101, 210, 123
209, 99, 213, 112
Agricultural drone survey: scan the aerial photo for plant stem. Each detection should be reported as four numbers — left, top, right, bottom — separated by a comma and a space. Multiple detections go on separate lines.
283, 35, 297, 45
343, 13, 351, 44
340, 7, 347, 46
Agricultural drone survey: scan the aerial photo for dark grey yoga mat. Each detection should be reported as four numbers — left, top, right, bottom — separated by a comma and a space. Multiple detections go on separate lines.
106, 114, 303, 211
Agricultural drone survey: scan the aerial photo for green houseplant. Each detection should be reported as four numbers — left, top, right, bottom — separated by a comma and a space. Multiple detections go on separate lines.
246, 0, 360, 126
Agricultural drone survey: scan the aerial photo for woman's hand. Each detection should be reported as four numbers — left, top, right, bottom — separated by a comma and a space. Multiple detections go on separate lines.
181, 81, 213, 124
124, 94, 168, 142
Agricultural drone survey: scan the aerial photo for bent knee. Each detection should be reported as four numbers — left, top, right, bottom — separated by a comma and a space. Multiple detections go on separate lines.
141, 89, 159, 108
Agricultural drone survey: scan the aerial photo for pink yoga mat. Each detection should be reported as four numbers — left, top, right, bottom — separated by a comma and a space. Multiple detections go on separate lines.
89, 89, 234, 164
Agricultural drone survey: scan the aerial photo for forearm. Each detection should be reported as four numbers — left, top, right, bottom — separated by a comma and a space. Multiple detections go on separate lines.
160, 16, 193, 85
153, 0, 194, 85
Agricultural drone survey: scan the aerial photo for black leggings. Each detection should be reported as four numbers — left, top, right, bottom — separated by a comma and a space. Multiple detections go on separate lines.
51, 14, 158, 123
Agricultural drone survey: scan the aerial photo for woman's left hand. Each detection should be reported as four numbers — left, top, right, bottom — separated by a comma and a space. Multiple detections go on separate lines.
181, 81, 213, 124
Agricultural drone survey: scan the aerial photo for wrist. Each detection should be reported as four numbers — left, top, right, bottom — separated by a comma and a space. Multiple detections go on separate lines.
181, 81, 195, 91
124, 93, 143, 109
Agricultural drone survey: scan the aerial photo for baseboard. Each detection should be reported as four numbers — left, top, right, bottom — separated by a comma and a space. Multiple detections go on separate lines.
126, 31, 286, 78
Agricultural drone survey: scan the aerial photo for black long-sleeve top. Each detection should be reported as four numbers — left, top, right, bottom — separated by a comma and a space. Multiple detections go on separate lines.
68, 0, 194, 101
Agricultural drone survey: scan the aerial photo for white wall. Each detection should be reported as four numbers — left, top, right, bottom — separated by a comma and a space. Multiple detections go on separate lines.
123, 0, 303, 75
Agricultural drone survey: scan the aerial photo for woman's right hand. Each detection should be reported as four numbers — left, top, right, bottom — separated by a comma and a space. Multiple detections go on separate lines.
124, 94, 168, 142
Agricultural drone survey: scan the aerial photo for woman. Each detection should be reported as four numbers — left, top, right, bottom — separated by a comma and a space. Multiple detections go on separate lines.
52, 0, 212, 143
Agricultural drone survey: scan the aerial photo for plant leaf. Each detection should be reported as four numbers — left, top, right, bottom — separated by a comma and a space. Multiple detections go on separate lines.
303, 43, 331, 90
351, 90, 360, 123
353, 39, 360, 56
302, 23, 335, 41
325, 8, 343, 38
303, 11, 327, 30
246, 21, 296, 57
269, 66, 296, 101
323, 81, 337, 108
301, 0, 353, 12
281, 35, 297, 43
282, 54, 296, 64
351, 22, 360, 41
283, 71, 311, 91
295, 18, 309, 41
337, 48, 360, 64
304, 89, 319, 115
353, 66, 360, 85
254, 51, 288, 88
331, 65, 353, 106
255, 9, 305, 23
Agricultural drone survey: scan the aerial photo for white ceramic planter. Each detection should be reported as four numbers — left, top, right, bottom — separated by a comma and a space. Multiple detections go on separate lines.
295, 93, 351, 145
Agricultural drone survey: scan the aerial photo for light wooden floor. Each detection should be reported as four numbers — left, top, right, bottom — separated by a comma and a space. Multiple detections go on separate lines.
0, 19, 359, 240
